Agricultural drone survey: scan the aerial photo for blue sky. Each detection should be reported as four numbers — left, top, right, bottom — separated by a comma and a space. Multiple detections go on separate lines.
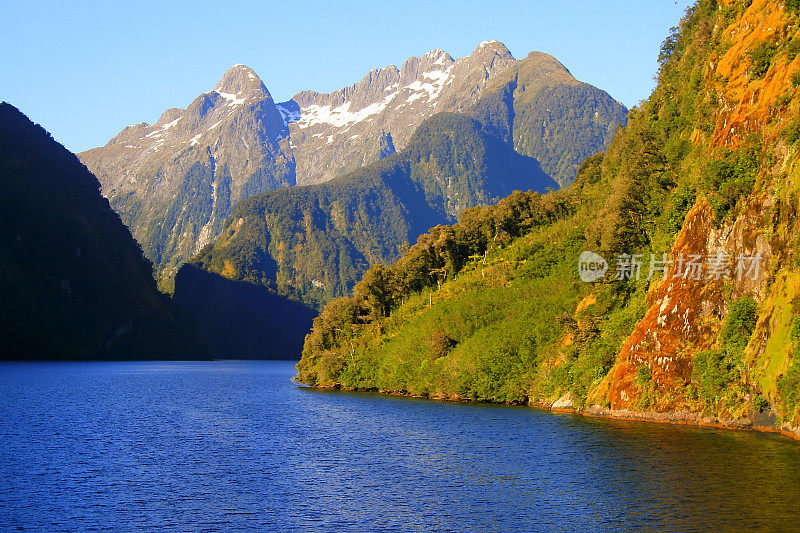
2, 0, 693, 153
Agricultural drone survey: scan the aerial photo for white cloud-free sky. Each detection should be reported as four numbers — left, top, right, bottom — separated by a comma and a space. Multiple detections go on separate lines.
1, 0, 693, 153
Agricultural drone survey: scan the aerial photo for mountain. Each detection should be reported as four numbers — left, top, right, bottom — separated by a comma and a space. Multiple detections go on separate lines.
0, 103, 208, 360
472, 51, 629, 186
173, 264, 316, 359
79, 42, 626, 284
79, 64, 294, 284
174, 112, 556, 356
286, 41, 516, 185
295, 0, 800, 439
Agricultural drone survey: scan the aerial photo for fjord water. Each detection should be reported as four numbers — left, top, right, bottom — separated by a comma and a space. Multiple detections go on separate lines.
1, 361, 799, 531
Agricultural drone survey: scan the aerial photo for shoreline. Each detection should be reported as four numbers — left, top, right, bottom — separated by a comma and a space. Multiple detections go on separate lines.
299, 383, 800, 442
545, 403, 800, 443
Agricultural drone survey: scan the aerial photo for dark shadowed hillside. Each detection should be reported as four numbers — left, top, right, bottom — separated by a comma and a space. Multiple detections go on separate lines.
0, 103, 208, 360
173, 265, 315, 359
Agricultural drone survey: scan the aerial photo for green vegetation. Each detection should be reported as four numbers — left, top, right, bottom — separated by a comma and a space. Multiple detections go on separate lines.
295, 0, 800, 428
666, 184, 697, 233
777, 317, 800, 420
472, 52, 628, 187
691, 297, 757, 408
295, 146, 655, 404
186, 113, 556, 310
703, 142, 760, 221
748, 42, 777, 78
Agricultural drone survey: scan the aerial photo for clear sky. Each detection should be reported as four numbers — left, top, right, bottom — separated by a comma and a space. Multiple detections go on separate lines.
2, 0, 693, 153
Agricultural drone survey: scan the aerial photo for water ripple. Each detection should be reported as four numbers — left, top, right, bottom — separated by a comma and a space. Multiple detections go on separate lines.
1, 361, 799, 531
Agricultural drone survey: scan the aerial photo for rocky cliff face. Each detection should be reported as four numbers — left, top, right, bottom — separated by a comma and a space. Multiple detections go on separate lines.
287, 41, 518, 185
79, 42, 626, 282
80, 64, 293, 281
598, 0, 800, 431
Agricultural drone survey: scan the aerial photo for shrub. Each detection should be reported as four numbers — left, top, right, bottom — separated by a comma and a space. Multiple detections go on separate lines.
703, 146, 760, 221
428, 330, 456, 360
783, 117, 800, 144
720, 297, 759, 349
754, 394, 770, 413
692, 349, 739, 404
778, 358, 800, 421
636, 365, 652, 385
666, 184, 697, 233
747, 42, 777, 78
787, 39, 800, 61
691, 297, 757, 406
791, 316, 800, 347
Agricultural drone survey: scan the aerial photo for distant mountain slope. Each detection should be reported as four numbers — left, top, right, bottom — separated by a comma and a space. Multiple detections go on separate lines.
286, 41, 518, 185
79, 42, 626, 283
175, 113, 557, 356
0, 103, 208, 360
472, 51, 628, 186
280, 42, 627, 188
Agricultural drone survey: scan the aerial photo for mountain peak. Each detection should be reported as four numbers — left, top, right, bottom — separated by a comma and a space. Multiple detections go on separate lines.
471, 40, 514, 59
214, 64, 271, 99
423, 48, 452, 63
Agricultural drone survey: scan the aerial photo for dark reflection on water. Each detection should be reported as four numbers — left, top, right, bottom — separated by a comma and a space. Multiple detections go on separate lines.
1, 361, 799, 532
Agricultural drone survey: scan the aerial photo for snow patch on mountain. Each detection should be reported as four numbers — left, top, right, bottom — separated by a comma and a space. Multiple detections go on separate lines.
296, 90, 400, 129
405, 66, 452, 102
161, 117, 182, 129
216, 91, 246, 107
292, 62, 455, 131
145, 117, 182, 140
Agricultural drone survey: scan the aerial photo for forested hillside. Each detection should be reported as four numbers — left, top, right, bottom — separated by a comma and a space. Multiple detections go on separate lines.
296, 0, 800, 437
0, 103, 208, 360
471, 51, 627, 186
175, 113, 555, 356
189, 113, 554, 307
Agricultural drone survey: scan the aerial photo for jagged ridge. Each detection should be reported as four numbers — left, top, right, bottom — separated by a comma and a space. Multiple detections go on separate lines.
79, 42, 626, 284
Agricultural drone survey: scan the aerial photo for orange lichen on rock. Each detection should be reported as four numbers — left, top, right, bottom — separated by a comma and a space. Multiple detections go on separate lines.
607, 199, 723, 410
706, 0, 797, 148
221, 259, 237, 279
603, 186, 775, 412
575, 293, 597, 314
